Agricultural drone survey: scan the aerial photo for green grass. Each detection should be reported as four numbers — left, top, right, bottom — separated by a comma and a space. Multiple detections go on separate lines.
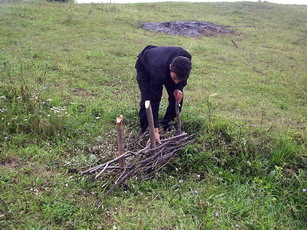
0, 1, 306, 229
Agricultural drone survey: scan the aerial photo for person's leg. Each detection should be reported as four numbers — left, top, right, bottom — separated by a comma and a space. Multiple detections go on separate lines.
136, 64, 161, 133
137, 68, 151, 133
139, 98, 160, 133
160, 86, 183, 130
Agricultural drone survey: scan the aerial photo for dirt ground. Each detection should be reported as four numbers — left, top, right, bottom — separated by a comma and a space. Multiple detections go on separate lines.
140, 21, 231, 37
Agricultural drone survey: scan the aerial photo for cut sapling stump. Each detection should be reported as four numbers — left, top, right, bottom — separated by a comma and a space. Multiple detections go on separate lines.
145, 100, 156, 149
175, 102, 182, 134
116, 115, 126, 170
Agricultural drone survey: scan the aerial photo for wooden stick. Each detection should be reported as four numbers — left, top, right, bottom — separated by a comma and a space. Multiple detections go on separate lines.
175, 102, 182, 134
95, 162, 109, 179
145, 100, 156, 149
116, 115, 126, 170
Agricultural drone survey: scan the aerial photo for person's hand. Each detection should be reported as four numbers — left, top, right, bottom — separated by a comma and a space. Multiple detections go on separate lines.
173, 90, 183, 103
146, 128, 161, 146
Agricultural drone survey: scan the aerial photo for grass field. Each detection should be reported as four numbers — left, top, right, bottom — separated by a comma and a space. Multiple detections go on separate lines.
0, 1, 306, 229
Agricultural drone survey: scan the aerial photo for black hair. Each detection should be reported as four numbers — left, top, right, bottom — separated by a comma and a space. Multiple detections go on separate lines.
170, 56, 192, 81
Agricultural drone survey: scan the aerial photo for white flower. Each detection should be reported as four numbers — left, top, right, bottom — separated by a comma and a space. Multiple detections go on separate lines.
303, 189, 307, 192
0, 96, 6, 99
215, 212, 219, 217
179, 179, 183, 184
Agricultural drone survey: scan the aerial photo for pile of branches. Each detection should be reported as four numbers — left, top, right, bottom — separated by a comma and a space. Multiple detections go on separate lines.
82, 132, 194, 195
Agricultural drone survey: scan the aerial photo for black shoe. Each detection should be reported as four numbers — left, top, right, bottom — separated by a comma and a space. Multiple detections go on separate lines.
139, 128, 147, 135
160, 122, 173, 132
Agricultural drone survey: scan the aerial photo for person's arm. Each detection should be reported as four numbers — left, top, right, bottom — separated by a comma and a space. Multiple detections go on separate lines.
173, 90, 184, 103
146, 128, 161, 146
175, 79, 187, 91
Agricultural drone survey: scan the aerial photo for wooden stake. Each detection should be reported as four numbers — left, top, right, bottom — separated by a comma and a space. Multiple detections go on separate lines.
175, 102, 182, 134
116, 115, 125, 169
145, 100, 156, 149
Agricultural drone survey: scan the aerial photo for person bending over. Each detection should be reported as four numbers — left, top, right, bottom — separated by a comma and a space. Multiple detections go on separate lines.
135, 45, 192, 144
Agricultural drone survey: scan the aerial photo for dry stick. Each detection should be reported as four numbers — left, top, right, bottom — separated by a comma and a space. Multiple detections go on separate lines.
100, 166, 131, 170
141, 133, 187, 154
105, 168, 137, 196
139, 148, 166, 165
145, 100, 156, 149
142, 140, 171, 154
81, 145, 151, 175
95, 162, 109, 179
114, 165, 128, 184
145, 149, 181, 178
175, 102, 182, 134
81, 152, 132, 175
161, 132, 187, 142
116, 115, 126, 170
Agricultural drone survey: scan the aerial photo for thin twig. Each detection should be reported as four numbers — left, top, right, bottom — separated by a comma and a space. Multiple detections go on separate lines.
95, 162, 109, 179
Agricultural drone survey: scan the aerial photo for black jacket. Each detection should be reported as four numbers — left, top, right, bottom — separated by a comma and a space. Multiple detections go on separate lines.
136, 45, 192, 95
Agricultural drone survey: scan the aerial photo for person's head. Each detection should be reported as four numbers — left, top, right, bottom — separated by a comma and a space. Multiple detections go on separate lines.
169, 56, 192, 84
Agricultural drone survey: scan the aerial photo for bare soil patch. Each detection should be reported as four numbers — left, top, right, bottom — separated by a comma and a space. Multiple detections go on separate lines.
140, 21, 232, 37
0, 156, 19, 168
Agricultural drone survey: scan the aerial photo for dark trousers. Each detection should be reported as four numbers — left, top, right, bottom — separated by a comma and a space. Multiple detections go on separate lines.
136, 61, 182, 133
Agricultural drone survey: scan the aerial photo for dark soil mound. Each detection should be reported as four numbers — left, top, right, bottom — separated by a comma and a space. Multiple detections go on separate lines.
140, 21, 232, 37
